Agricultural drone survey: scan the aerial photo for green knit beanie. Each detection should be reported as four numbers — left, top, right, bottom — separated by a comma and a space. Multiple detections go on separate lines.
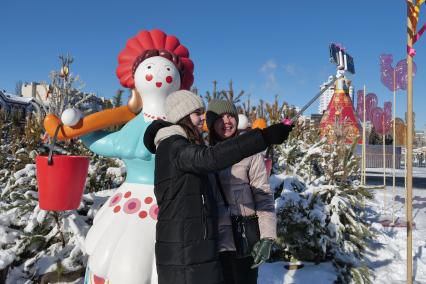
206, 99, 239, 131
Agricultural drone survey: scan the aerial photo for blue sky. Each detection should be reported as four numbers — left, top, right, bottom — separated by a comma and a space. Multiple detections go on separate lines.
1, 0, 425, 129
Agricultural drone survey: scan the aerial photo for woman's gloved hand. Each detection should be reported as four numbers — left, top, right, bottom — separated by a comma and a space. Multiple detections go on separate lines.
250, 238, 274, 269
261, 123, 294, 145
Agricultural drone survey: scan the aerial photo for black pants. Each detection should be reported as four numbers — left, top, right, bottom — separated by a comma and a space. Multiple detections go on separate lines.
219, 251, 258, 284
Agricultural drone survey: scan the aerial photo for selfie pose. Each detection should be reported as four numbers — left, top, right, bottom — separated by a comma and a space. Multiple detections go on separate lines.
206, 99, 277, 284
144, 90, 293, 284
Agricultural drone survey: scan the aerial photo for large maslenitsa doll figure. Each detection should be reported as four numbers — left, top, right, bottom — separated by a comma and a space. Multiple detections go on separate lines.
43, 29, 194, 284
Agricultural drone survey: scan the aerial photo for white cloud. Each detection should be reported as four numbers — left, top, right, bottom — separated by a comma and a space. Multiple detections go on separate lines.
283, 64, 297, 76
260, 59, 277, 72
260, 59, 278, 90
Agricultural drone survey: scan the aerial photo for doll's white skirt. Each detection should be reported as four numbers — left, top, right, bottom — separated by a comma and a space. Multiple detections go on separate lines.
84, 182, 158, 284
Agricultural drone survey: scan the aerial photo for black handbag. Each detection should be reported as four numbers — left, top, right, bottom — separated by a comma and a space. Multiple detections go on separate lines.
214, 173, 260, 259
230, 214, 260, 258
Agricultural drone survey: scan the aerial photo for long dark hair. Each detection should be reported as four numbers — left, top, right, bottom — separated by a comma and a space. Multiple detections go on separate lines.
177, 115, 204, 145
208, 129, 222, 146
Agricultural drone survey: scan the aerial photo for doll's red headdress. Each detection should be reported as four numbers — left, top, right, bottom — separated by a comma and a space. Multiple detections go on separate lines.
116, 29, 194, 90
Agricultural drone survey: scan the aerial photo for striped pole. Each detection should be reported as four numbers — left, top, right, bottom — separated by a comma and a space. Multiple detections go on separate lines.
383, 115, 386, 212
363, 85, 367, 185
406, 1, 414, 282
392, 70, 396, 224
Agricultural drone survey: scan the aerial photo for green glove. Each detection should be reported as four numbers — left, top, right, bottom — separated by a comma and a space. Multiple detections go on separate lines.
250, 238, 274, 269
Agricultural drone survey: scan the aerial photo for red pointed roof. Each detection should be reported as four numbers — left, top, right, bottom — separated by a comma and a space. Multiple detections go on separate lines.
320, 78, 360, 144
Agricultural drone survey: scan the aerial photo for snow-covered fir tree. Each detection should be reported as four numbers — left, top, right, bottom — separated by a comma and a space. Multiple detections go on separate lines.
271, 118, 375, 284
0, 54, 125, 283
0, 114, 125, 283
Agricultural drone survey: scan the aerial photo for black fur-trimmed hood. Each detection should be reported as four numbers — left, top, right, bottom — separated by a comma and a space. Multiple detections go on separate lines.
143, 120, 187, 154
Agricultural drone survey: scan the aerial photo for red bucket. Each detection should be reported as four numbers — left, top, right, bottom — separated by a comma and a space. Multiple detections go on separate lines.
264, 158, 272, 176
36, 155, 89, 211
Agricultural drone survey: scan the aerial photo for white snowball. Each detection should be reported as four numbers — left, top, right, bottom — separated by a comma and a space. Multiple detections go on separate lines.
237, 114, 249, 130
61, 108, 83, 126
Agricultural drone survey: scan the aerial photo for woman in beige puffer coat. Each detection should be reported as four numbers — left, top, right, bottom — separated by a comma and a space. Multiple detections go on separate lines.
206, 99, 277, 284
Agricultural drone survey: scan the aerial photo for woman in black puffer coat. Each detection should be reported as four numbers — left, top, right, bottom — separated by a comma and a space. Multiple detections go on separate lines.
143, 90, 293, 284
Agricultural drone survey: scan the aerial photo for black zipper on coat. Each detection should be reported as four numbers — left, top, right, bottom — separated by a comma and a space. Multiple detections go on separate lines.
201, 194, 207, 240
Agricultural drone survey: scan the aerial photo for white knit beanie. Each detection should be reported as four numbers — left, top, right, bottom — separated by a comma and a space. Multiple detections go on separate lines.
164, 90, 205, 123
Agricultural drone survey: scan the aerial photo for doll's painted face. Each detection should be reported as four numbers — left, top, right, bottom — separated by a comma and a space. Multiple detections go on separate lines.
134, 56, 181, 96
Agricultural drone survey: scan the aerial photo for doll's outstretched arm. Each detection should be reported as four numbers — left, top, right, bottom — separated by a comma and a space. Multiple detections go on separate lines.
44, 106, 136, 140
43, 89, 142, 140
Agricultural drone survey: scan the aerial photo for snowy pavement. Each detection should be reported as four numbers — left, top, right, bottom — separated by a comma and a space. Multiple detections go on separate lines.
259, 261, 337, 284
365, 186, 426, 284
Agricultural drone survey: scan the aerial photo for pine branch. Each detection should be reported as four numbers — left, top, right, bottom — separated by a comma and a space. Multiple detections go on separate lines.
52, 212, 66, 248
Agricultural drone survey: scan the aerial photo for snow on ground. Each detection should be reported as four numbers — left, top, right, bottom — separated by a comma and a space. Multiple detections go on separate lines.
259, 262, 337, 284
5, 168, 425, 283
366, 185, 426, 284
38, 169, 426, 284
258, 168, 426, 284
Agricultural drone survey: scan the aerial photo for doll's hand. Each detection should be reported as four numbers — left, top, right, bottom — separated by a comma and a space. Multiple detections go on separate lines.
61, 108, 83, 126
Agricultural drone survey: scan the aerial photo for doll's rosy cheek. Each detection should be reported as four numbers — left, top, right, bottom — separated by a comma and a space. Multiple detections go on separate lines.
166, 76, 173, 84
145, 74, 153, 81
